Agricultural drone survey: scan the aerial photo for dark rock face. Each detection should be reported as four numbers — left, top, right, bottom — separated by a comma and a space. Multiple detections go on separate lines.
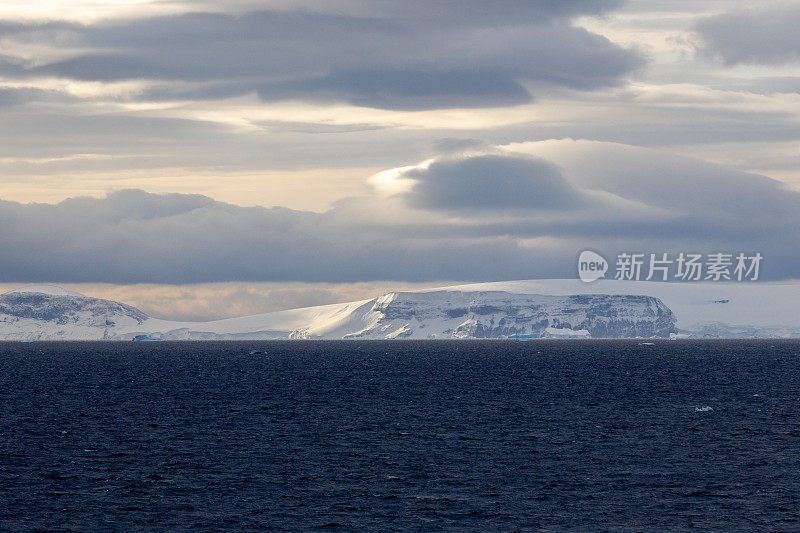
371, 291, 676, 338
563, 295, 675, 338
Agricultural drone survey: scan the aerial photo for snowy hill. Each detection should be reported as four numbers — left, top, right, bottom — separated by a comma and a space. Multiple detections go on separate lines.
0, 286, 147, 340
1, 280, 800, 340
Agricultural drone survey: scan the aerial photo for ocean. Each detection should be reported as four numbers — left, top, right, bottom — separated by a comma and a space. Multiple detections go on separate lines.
1, 340, 799, 531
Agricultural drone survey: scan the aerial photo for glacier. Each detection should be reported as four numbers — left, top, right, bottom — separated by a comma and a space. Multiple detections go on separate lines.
1, 279, 800, 340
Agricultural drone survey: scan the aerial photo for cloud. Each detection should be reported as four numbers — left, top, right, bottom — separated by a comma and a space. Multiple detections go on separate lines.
1, 141, 799, 283
0, 88, 28, 107
3, 0, 800, 213
512, 140, 800, 225
0, 87, 65, 107
7, 4, 642, 110
400, 153, 585, 211
258, 68, 533, 111
0, 189, 554, 283
265, 0, 625, 26
695, 5, 800, 65
379, 140, 800, 274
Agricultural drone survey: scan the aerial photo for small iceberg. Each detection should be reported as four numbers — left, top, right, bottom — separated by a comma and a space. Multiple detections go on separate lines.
249, 350, 268, 355
695, 406, 713, 412
507, 333, 539, 341
638, 342, 655, 346
541, 326, 590, 339
132, 334, 164, 342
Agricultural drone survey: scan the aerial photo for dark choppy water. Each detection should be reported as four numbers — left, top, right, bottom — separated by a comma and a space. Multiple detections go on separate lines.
2, 340, 800, 531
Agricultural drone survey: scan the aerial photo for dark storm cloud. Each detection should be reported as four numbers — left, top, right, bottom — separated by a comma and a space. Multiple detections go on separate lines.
10, 2, 642, 110
1, 143, 799, 283
317, 0, 625, 26
258, 69, 532, 111
0, 190, 551, 283
381, 144, 800, 245
402, 154, 585, 211
695, 5, 800, 65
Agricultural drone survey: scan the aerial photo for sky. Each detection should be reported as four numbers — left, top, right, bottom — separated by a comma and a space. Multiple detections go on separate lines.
0, 0, 799, 319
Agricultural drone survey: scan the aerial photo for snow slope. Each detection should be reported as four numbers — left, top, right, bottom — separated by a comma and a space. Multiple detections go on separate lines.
2, 280, 800, 340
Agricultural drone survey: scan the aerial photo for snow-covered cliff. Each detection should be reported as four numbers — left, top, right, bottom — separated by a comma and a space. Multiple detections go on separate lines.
1, 279, 799, 340
311, 291, 675, 340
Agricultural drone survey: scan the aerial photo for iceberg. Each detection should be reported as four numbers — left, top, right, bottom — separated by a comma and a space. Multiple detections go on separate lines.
131, 334, 164, 342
